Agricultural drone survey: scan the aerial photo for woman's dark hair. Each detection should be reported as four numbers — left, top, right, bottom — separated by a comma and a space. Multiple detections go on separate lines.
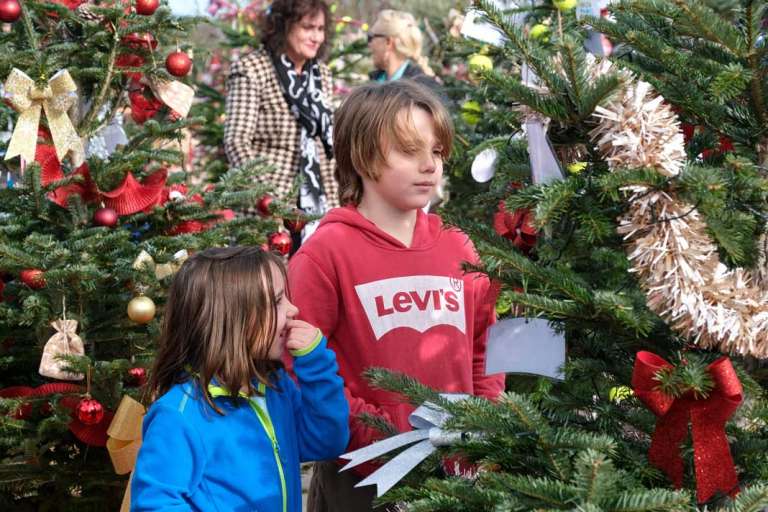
261, 0, 332, 61
147, 246, 287, 414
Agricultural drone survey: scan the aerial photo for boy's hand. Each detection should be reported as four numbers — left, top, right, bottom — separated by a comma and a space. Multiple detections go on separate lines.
285, 319, 321, 352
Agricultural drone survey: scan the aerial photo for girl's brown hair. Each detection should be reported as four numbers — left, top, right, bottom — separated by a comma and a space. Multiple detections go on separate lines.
333, 80, 454, 206
261, 0, 332, 61
148, 246, 286, 414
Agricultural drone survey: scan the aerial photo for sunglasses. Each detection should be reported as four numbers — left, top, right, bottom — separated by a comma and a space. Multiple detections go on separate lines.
367, 33, 387, 43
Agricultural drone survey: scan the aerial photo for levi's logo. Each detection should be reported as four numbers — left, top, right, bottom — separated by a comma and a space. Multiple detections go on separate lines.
354, 275, 466, 340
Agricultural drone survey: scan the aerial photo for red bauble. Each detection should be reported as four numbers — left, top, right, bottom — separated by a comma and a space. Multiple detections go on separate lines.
76, 398, 104, 426
20, 269, 46, 289
135, 0, 159, 15
165, 51, 192, 77
126, 367, 147, 387
0, 0, 21, 23
93, 207, 119, 228
256, 195, 274, 217
268, 232, 292, 256
284, 210, 308, 233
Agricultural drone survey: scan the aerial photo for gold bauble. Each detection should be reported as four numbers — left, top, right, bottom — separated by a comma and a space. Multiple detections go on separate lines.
127, 296, 156, 324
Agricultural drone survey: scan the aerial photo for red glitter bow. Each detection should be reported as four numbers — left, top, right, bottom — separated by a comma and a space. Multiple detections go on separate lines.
632, 351, 742, 503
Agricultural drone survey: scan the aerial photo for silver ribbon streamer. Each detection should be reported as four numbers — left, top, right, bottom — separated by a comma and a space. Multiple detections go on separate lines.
525, 118, 564, 185
521, 63, 565, 185
340, 394, 468, 497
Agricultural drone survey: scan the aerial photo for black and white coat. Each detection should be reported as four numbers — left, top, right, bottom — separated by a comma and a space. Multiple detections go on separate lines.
224, 48, 338, 210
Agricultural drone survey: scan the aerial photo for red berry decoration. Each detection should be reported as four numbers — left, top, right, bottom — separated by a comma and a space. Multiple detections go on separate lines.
268, 232, 292, 256
284, 209, 308, 233
165, 51, 192, 77
135, 0, 159, 15
76, 397, 104, 426
126, 367, 147, 387
0, 0, 21, 23
20, 269, 46, 289
256, 195, 274, 217
93, 207, 119, 228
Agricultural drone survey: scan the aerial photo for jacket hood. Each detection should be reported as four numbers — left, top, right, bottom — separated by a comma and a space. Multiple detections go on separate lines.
317, 205, 444, 250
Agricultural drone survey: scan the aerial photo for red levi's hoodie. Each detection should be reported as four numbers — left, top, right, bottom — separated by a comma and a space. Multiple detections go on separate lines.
287, 205, 505, 475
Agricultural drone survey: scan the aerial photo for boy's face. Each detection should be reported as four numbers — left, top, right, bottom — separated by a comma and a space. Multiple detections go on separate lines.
362, 107, 444, 212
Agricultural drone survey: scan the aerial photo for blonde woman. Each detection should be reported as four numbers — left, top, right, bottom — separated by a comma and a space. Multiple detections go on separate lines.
366, 9, 447, 103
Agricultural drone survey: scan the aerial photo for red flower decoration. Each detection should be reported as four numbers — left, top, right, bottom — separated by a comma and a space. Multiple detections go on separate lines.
116, 53, 146, 82
493, 201, 538, 253
36, 145, 98, 207
51, 0, 85, 9
129, 89, 164, 124
121, 32, 158, 50
101, 169, 168, 215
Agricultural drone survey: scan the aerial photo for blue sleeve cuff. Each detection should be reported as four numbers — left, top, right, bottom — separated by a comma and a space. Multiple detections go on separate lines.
289, 330, 324, 357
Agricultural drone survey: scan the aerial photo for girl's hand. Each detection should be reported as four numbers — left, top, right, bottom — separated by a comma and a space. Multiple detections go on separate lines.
285, 319, 321, 352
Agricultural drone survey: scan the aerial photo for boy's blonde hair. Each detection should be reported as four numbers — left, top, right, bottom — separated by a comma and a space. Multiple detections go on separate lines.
334, 80, 453, 206
371, 9, 434, 77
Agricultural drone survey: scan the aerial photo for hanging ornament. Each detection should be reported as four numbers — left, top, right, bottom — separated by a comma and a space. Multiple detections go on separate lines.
257, 194, 274, 216
268, 232, 292, 256
284, 209, 308, 233
127, 295, 156, 324
20, 268, 46, 289
165, 51, 192, 77
460, 100, 482, 126
77, 397, 105, 426
3, 68, 85, 165
529, 23, 549, 40
467, 53, 493, 80
93, 206, 119, 228
470, 147, 498, 183
39, 310, 85, 381
135, 0, 159, 16
553, 0, 577, 11
0, 0, 21, 23
148, 78, 195, 118
125, 367, 147, 387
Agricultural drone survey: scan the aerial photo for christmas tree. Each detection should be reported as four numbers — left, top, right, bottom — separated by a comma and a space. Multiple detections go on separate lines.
353, 0, 768, 510
0, 1, 280, 509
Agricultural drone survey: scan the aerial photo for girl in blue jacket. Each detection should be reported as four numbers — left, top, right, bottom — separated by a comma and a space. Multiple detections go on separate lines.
131, 246, 349, 512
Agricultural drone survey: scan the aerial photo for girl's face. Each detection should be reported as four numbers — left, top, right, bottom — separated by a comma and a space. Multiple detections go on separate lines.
266, 263, 298, 360
285, 11, 326, 65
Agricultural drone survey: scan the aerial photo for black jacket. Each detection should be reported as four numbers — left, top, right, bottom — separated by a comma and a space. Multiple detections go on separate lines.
369, 62, 450, 106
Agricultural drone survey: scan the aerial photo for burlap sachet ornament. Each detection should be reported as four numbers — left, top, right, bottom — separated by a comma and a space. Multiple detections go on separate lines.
39, 319, 85, 380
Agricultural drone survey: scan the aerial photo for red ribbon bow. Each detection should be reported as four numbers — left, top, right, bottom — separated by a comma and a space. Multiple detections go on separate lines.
632, 351, 742, 503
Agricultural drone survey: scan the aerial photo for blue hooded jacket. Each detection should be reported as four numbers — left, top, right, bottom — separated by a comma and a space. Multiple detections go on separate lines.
131, 334, 349, 512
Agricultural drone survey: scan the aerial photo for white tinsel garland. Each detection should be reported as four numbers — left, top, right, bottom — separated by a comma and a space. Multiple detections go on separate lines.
590, 75, 768, 357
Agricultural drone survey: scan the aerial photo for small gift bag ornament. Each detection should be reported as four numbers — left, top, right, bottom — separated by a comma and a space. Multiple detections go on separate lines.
39, 300, 85, 380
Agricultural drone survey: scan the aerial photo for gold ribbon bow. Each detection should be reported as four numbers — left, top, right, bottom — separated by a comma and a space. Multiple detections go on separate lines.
107, 395, 146, 512
4, 68, 85, 165
132, 249, 189, 280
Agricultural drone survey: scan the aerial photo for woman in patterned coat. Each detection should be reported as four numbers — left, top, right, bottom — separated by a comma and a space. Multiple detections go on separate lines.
224, 0, 337, 234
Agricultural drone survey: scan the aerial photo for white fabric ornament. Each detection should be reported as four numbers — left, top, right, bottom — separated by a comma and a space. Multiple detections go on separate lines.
471, 147, 499, 183
39, 319, 85, 381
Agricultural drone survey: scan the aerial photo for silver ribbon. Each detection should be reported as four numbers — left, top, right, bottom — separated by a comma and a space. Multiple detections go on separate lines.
340, 394, 468, 497
521, 63, 565, 185
525, 118, 564, 185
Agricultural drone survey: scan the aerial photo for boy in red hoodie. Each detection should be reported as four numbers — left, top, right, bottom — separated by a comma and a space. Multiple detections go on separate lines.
288, 80, 505, 511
